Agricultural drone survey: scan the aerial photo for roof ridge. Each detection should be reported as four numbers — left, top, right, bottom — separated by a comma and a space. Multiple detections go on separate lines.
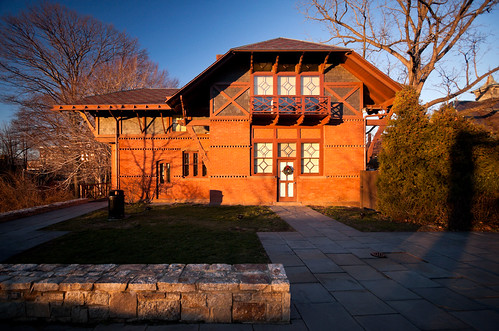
232, 37, 350, 52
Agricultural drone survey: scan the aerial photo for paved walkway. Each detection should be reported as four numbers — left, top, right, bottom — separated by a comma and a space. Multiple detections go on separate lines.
0, 201, 107, 262
260, 205, 499, 330
2, 204, 499, 330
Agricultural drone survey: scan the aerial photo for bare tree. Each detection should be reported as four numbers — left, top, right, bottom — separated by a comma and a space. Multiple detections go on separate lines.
0, 122, 30, 172
303, 0, 499, 107
0, 2, 178, 192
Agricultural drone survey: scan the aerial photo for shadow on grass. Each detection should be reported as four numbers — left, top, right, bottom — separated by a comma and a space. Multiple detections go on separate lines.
6, 204, 294, 264
311, 206, 422, 232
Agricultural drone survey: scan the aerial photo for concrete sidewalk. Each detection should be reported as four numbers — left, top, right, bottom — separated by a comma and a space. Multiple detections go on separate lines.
260, 205, 499, 330
0, 201, 107, 262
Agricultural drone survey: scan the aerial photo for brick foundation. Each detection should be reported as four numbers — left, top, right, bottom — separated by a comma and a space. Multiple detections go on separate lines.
0, 264, 290, 324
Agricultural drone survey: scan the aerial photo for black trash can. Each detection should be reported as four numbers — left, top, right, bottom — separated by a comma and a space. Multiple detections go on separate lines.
108, 189, 125, 219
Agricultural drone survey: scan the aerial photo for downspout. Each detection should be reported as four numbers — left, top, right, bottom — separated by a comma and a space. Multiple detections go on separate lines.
115, 118, 120, 190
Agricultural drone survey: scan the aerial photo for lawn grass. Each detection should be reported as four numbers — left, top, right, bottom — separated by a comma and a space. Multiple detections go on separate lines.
312, 206, 422, 232
6, 204, 293, 264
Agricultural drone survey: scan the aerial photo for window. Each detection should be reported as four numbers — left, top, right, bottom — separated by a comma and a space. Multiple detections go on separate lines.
182, 152, 190, 176
254, 76, 274, 95
158, 162, 170, 183
182, 151, 207, 177
172, 116, 186, 132
254, 143, 273, 174
301, 143, 320, 174
278, 143, 296, 158
193, 153, 198, 176
301, 76, 320, 95
277, 76, 296, 95
202, 162, 207, 176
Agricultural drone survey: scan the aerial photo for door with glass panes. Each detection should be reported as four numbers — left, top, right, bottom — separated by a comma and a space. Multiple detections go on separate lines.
278, 160, 296, 201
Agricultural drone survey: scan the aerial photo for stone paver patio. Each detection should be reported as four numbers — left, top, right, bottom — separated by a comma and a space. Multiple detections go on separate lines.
259, 205, 499, 330
1, 204, 499, 330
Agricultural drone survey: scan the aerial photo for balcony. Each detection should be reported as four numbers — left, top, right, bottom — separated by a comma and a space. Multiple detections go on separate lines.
250, 95, 341, 125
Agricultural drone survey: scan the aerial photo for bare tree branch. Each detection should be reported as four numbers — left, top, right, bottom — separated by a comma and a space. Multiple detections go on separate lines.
302, 0, 499, 105
0, 2, 179, 190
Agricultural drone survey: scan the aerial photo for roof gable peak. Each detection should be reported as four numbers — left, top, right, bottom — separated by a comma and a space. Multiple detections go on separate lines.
232, 37, 350, 52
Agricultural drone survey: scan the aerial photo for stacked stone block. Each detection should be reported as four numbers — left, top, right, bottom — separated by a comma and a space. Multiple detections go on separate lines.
0, 263, 289, 324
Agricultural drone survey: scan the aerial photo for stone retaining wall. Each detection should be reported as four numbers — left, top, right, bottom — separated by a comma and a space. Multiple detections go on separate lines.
0, 264, 290, 324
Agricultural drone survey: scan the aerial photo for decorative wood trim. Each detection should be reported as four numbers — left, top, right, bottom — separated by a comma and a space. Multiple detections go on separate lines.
319, 52, 330, 74
77, 111, 96, 134
295, 53, 304, 74
52, 104, 171, 111
272, 55, 279, 74
160, 114, 167, 134
212, 83, 250, 117
324, 82, 363, 116
250, 53, 254, 74
180, 95, 186, 120
135, 111, 144, 133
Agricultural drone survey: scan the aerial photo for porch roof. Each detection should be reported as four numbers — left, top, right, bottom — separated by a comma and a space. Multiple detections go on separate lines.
52, 88, 178, 112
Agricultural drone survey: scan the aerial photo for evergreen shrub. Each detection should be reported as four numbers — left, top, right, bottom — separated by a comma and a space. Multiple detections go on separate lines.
377, 87, 498, 231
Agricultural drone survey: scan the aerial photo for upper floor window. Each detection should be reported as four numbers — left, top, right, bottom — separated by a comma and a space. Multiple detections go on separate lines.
254, 76, 274, 95
253, 75, 320, 96
277, 76, 296, 95
301, 76, 320, 95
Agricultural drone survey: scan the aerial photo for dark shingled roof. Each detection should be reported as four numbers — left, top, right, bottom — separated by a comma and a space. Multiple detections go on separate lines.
232, 37, 350, 52
80, 88, 179, 105
455, 98, 499, 134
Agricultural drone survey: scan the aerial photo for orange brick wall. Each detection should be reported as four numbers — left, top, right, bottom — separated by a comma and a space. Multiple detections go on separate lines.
110, 119, 365, 206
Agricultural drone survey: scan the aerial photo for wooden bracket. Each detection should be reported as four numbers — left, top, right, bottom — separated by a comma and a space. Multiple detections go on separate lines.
295, 53, 304, 74
272, 55, 279, 74
160, 113, 168, 134
319, 52, 330, 74
77, 110, 96, 134
250, 53, 254, 74
180, 95, 187, 124
135, 111, 144, 133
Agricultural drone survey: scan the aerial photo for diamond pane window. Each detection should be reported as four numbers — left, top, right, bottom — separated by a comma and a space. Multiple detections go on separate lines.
278, 76, 296, 95
301, 76, 320, 95
301, 143, 320, 174
278, 143, 296, 157
254, 76, 274, 95
254, 143, 273, 174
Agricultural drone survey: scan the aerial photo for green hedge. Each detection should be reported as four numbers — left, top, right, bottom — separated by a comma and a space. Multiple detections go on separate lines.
377, 87, 498, 231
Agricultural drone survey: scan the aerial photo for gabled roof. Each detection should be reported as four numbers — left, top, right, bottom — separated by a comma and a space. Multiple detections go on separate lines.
167, 38, 353, 108
81, 88, 178, 105
167, 38, 401, 109
232, 37, 350, 52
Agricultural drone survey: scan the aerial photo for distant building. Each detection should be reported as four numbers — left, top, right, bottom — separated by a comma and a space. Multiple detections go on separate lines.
471, 75, 499, 101
53, 38, 400, 205
455, 75, 499, 134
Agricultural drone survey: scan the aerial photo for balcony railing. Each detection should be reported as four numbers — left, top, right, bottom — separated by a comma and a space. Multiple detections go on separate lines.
250, 95, 333, 115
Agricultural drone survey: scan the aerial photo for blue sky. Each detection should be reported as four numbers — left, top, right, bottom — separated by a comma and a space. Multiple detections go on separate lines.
0, 0, 497, 125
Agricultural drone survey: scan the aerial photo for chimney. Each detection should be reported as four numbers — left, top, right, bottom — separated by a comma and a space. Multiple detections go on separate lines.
216, 54, 223, 61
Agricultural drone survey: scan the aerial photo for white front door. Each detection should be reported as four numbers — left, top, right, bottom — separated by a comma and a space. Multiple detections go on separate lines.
278, 161, 296, 201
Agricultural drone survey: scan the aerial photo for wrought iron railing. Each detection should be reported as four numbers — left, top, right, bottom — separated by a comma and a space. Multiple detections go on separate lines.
250, 96, 333, 115
79, 183, 110, 200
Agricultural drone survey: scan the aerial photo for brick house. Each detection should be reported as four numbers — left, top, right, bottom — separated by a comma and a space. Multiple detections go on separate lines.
54, 38, 401, 205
